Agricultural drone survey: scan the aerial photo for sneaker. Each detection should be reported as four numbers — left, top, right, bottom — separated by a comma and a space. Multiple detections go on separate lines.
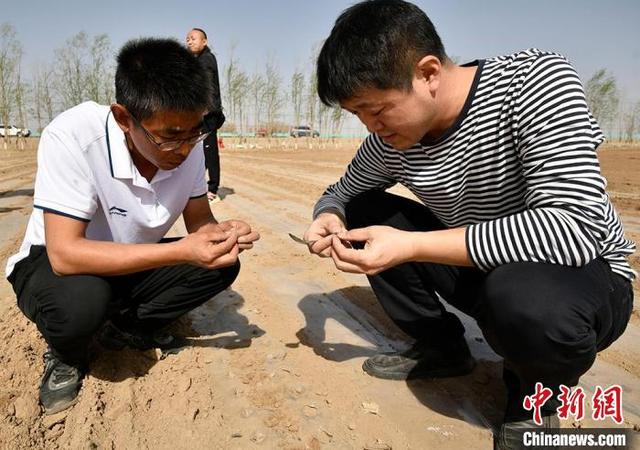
39, 351, 84, 415
494, 414, 559, 450
362, 336, 475, 380
97, 321, 188, 351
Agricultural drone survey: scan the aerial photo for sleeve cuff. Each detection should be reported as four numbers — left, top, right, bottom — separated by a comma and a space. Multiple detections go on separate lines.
34, 205, 91, 222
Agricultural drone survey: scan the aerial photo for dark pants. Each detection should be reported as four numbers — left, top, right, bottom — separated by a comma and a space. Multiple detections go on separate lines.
203, 131, 220, 194
8, 245, 240, 366
345, 190, 634, 420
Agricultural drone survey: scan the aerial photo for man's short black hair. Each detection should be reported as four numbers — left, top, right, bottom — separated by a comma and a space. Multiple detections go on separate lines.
115, 38, 213, 120
317, 0, 447, 106
192, 28, 208, 39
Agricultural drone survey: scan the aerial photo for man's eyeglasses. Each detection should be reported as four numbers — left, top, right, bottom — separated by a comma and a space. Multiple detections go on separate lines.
130, 113, 212, 152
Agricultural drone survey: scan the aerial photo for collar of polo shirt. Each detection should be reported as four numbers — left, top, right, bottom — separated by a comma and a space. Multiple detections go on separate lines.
105, 112, 175, 186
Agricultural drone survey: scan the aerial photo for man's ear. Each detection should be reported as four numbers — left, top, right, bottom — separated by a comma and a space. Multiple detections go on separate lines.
415, 55, 442, 94
110, 103, 132, 133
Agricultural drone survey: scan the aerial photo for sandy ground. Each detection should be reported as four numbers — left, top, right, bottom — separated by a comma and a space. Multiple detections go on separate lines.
0, 139, 638, 449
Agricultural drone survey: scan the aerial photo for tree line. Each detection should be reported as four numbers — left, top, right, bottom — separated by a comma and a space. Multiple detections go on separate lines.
0, 24, 346, 143
585, 70, 640, 143
221, 45, 347, 137
1, 23, 638, 148
0, 25, 114, 149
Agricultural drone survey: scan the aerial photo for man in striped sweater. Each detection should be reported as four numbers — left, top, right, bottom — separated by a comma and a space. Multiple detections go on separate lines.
304, 0, 635, 447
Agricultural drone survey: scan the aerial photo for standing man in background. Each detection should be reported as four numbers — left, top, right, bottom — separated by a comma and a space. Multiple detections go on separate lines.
187, 28, 225, 201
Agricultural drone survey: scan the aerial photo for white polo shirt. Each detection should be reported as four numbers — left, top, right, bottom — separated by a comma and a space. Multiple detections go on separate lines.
6, 101, 207, 277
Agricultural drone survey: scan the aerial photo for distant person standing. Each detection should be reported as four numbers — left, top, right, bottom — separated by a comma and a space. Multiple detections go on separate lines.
187, 28, 224, 201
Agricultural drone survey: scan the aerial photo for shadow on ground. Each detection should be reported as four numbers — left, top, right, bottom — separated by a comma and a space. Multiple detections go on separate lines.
406, 361, 505, 429
295, 285, 506, 429
216, 186, 235, 200
0, 188, 34, 199
0, 207, 24, 213
294, 286, 407, 362
90, 289, 264, 383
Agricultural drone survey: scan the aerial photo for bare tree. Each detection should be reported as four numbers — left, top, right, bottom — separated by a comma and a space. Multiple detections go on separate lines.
14, 59, 28, 149
290, 70, 304, 126
32, 63, 56, 132
223, 47, 238, 122
230, 68, 249, 135
250, 71, 266, 133
585, 69, 619, 135
305, 70, 317, 132
622, 100, 640, 143
54, 32, 115, 110
222, 47, 252, 136
330, 106, 345, 137
86, 34, 114, 104
304, 44, 322, 133
54, 32, 89, 109
0, 22, 21, 149
263, 58, 284, 135
317, 99, 331, 137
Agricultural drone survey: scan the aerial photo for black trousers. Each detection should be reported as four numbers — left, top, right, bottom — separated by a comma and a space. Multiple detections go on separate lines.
8, 245, 240, 366
203, 131, 220, 194
345, 190, 634, 420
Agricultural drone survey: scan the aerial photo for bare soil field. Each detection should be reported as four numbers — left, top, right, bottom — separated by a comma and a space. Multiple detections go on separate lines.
0, 139, 637, 449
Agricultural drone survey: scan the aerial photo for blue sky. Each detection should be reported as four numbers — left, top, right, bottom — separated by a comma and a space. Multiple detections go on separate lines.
3, 0, 640, 114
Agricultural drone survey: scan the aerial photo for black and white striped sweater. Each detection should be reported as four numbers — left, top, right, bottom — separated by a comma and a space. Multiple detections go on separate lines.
313, 49, 636, 281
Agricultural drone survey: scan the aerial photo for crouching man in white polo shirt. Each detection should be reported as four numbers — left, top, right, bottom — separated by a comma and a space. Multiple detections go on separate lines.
5, 38, 259, 415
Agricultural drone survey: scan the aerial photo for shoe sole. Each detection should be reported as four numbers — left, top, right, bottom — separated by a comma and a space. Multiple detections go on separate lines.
362, 358, 476, 380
